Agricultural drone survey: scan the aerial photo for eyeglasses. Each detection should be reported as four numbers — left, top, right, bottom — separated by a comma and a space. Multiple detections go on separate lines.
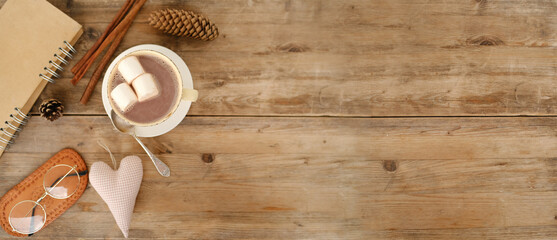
8, 164, 82, 234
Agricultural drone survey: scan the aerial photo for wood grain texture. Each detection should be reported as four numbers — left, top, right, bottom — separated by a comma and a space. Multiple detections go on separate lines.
4, 116, 557, 158
0, 0, 556, 239
0, 116, 556, 239
12, 0, 556, 116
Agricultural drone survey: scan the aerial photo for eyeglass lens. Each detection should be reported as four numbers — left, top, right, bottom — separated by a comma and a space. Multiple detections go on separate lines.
43, 165, 80, 199
9, 200, 46, 234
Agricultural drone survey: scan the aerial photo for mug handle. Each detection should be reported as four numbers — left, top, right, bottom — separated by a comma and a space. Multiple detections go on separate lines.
182, 88, 198, 102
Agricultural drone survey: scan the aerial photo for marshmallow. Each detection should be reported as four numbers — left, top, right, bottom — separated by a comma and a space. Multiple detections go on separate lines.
132, 73, 160, 102
111, 83, 138, 112
118, 56, 144, 84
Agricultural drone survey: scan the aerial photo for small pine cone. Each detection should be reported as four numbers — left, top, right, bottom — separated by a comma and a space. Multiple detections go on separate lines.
39, 99, 64, 121
148, 9, 219, 41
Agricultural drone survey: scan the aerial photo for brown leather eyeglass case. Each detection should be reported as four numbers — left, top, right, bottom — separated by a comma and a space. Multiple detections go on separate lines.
0, 149, 88, 237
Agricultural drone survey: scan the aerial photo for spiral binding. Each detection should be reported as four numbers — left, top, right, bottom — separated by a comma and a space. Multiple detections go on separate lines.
5, 121, 22, 132
0, 40, 76, 151
38, 41, 76, 84
44, 67, 60, 78
54, 54, 69, 65
0, 128, 16, 139
0, 108, 29, 151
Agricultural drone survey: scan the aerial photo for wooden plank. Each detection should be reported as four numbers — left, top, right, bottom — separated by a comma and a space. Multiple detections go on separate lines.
6, 116, 557, 159
10, 0, 553, 117
0, 116, 556, 238
2, 153, 557, 196
4, 152, 557, 239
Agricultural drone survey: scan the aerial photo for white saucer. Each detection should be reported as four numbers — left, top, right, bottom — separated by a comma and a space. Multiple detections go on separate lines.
102, 44, 194, 137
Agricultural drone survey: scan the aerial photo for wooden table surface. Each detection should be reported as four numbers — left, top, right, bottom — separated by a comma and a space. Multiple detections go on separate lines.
1, 0, 556, 239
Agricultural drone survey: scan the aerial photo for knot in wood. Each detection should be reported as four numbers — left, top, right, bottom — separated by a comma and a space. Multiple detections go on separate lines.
202, 153, 215, 163
466, 35, 504, 46
383, 160, 397, 172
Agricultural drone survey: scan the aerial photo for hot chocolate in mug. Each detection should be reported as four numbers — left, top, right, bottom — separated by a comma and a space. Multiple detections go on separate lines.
107, 47, 198, 126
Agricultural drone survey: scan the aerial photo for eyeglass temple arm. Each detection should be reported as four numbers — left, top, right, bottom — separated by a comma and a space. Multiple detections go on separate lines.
47, 168, 87, 190
35, 192, 48, 204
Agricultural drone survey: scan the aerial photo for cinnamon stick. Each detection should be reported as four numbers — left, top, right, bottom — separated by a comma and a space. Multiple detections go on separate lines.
71, 0, 135, 74
80, 21, 132, 105
71, 0, 146, 85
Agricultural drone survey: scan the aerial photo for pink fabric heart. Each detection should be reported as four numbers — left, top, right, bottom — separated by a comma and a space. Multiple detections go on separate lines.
89, 156, 143, 238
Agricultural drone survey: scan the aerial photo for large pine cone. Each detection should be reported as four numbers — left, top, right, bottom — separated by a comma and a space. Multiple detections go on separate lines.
148, 9, 219, 41
39, 99, 64, 121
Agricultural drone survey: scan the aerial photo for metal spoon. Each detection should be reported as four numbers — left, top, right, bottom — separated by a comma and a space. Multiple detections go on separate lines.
109, 110, 170, 177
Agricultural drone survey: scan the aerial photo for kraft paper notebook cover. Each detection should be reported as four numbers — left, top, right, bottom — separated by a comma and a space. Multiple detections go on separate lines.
0, 0, 83, 157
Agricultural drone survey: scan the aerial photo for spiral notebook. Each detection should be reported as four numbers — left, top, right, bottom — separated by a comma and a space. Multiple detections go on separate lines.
0, 0, 83, 156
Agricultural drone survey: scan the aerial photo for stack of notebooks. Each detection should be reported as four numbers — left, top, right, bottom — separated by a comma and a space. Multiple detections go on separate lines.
0, 0, 83, 157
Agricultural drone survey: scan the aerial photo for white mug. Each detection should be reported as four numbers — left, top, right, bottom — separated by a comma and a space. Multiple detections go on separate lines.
106, 45, 198, 126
